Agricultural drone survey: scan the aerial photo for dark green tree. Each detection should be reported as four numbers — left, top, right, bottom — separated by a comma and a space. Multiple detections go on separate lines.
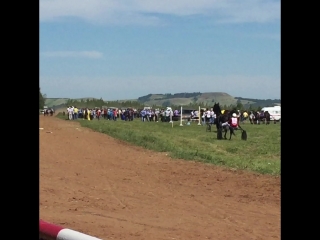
162, 100, 171, 107
39, 88, 45, 109
236, 101, 244, 110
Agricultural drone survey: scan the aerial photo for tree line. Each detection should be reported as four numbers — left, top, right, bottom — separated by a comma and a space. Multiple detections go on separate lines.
39, 88, 46, 109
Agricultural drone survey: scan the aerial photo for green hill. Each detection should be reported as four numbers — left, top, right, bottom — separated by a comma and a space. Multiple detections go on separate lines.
136, 92, 279, 108
44, 98, 69, 108
45, 93, 280, 109
137, 92, 243, 106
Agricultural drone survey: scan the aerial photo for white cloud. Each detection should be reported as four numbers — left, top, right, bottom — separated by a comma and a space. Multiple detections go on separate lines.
41, 51, 103, 59
40, 0, 280, 25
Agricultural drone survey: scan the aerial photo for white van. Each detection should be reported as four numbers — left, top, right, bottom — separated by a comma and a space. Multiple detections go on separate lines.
261, 106, 281, 121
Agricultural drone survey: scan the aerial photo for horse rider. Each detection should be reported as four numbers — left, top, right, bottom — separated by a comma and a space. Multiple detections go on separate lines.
229, 113, 239, 129
221, 113, 238, 129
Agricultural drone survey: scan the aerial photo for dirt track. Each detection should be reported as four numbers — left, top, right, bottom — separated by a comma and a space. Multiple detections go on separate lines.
40, 115, 280, 240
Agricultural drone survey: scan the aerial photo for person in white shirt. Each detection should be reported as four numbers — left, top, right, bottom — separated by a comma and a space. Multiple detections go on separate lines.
155, 109, 160, 122
67, 106, 74, 120
165, 107, 171, 122
206, 109, 211, 123
169, 108, 173, 123
210, 108, 215, 124
147, 110, 152, 121
194, 110, 199, 118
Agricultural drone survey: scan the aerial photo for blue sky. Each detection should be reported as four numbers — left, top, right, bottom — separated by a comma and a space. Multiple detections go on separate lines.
40, 0, 280, 100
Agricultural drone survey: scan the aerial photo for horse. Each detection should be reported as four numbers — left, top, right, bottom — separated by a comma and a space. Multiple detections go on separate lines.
240, 111, 249, 123
249, 111, 262, 124
249, 111, 255, 124
257, 111, 265, 124
212, 103, 236, 140
263, 111, 271, 124
254, 111, 271, 124
212, 102, 222, 129
246, 110, 270, 125
218, 110, 236, 140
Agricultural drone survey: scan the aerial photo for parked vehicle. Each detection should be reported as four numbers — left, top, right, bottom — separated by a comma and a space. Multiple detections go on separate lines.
261, 106, 281, 121
40, 106, 48, 114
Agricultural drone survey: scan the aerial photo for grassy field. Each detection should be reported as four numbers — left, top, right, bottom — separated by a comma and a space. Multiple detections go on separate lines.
56, 113, 281, 175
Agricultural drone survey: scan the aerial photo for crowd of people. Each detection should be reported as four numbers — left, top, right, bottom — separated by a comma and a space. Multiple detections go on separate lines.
65, 106, 135, 121
41, 103, 275, 130
64, 106, 172, 122
63, 106, 250, 127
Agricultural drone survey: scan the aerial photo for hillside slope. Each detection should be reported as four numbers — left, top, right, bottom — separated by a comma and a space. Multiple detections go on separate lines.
137, 92, 256, 107
45, 92, 280, 108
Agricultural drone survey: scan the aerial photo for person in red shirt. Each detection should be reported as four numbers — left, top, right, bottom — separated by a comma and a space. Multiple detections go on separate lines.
96, 108, 101, 120
113, 109, 118, 121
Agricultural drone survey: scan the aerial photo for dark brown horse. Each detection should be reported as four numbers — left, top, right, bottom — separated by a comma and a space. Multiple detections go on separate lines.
252, 111, 271, 124
263, 111, 271, 124
212, 103, 236, 140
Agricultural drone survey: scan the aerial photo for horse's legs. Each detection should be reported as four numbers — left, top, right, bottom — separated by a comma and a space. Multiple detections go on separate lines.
217, 127, 223, 140
229, 127, 235, 140
224, 129, 227, 139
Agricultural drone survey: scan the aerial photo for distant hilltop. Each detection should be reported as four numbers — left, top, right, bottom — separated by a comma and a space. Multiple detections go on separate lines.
45, 92, 280, 108
135, 92, 280, 108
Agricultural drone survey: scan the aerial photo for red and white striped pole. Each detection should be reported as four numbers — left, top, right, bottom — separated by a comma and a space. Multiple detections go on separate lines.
39, 220, 102, 240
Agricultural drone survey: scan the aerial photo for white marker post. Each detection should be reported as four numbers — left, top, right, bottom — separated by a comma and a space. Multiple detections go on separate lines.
198, 106, 201, 125
180, 106, 183, 126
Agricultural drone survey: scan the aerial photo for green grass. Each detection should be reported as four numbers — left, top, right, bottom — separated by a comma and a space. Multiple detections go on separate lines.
56, 113, 281, 175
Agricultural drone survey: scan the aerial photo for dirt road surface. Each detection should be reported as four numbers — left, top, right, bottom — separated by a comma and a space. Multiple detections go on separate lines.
40, 115, 280, 240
